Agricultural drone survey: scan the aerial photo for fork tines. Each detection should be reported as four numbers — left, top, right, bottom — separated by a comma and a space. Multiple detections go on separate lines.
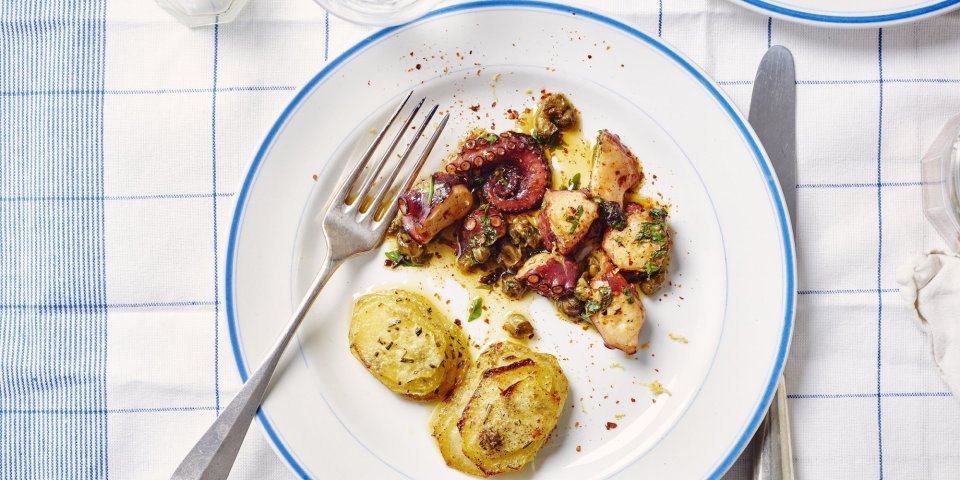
332, 91, 449, 228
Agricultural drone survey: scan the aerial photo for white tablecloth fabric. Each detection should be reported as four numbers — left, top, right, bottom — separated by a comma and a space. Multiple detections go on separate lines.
2, 0, 958, 478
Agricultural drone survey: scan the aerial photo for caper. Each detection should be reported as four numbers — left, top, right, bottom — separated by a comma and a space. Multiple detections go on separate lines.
507, 216, 530, 245
457, 253, 476, 272
471, 245, 491, 264
501, 275, 527, 299
502, 313, 534, 338
556, 295, 585, 318
574, 275, 592, 301
396, 231, 425, 261
497, 243, 522, 268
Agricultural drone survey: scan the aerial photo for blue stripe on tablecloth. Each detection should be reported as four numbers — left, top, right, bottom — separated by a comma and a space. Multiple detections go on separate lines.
211, 20, 222, 416
875, 27, 886, 480
0, 85, 296, 97
0, 1, 108, 478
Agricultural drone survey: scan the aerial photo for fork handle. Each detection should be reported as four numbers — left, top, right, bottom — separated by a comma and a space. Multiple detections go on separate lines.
171, 254, 338, 480
752, 375, 794, 480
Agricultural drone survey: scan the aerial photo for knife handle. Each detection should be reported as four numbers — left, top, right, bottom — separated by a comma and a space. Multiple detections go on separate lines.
752, 375, 794, 480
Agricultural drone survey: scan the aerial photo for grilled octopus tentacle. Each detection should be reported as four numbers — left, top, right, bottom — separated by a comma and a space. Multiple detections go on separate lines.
445, 132, 549, 213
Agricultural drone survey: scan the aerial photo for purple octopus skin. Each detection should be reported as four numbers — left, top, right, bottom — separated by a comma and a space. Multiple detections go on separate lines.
457, 206, 507, 257
399, 172, 475, 244
444, 131, 549, 213
515, 252, 579, 299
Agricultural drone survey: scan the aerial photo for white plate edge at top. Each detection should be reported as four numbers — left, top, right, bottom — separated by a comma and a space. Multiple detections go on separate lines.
726, 0, 960, 28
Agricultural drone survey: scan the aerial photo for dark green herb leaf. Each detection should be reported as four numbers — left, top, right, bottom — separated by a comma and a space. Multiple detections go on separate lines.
567, 173, 581, 190
583, 300, 602, 316
426, 175, 435, 206
468, 297, 484, 322
624, 288, 635, 304
484, 133, 499, 143
384, 250, 412, 267
566, 205, 585, 234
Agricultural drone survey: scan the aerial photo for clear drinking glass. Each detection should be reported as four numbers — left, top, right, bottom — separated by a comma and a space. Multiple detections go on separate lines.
156, 0, 252, 27
921, 114, 960, 252
313, 0, 442, 26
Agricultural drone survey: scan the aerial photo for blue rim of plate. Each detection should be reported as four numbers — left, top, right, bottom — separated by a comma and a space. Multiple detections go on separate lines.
735, 0, 960, 25
225, 1, 796, 479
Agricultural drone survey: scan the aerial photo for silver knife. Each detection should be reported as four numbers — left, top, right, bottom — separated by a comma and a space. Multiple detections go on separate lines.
747, 45, 796, 480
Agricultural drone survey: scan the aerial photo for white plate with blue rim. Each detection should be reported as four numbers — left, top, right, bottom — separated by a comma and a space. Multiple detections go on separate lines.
227, 1, 795, 478
726, 0, 960, 27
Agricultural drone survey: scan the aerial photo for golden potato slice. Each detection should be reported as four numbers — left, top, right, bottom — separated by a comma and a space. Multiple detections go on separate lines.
429, 341, 534, 477
458, 351, 567, 475
349, 290, 469, 401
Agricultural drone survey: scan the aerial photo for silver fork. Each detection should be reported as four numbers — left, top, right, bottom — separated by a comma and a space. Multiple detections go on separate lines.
171, 91, 449, 480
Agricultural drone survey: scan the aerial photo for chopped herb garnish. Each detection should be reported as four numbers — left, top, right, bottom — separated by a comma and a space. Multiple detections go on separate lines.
469, 207, 499, 248
566, 205, 585, 234
384, 250, 412, 267
426, 175, 435, 206
624, 288, 635, 304
567, 173, 581, 190
582, 300, 602, 317
645, 249, 669, 276
581, 285, 613, 320
637, 213, 668, 244
484, 132, 499, 143
468, 297, 484, 322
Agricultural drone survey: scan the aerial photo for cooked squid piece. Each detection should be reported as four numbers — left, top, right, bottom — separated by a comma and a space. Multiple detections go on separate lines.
349, 290, 469, 401
538, 189, 599, 255
399, 172, 475, 244
601, 204, 672, 294
584, 266, 645, 355
430, 341, 568, 477
590, 129, 643, 206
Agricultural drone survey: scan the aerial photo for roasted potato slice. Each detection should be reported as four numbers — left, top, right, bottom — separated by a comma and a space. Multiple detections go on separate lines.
430, 341, 531, 476
459, 350, 568, 475
349, 290, 469, 401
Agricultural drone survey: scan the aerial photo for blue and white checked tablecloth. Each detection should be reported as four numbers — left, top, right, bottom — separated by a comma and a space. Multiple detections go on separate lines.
2, 0, 959, 478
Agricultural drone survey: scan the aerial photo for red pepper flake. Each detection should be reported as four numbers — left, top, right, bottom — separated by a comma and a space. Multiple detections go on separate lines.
311, 174, 318, 181
605, 422, 618, 430
491, 101, 497, 108
415, 64, 422, 70
409, 51, 414, 56
630, 397, 636, 403
505, 109, 519, 120
469, 104, 480, 112
454, 319, 462, 326
576, 445, 582, 452
587, 54, 593, 59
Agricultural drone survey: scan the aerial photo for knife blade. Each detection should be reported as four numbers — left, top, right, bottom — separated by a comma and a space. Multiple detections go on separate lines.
750, 46, 797, 233
747, 45, 796, 480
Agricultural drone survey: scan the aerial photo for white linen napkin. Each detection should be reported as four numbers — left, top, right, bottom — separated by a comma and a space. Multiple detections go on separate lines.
897, 251, 960, 399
